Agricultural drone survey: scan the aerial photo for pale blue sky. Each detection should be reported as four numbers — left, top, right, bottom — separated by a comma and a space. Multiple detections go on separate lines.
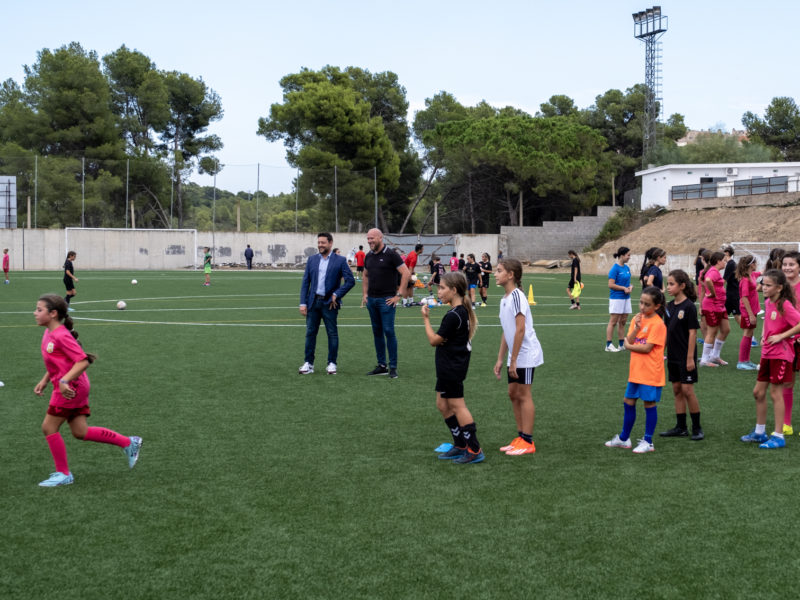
3, 0, 798, 195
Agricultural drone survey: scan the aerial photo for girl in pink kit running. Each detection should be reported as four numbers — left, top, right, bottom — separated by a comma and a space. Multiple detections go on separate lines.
33, 294, 142, 487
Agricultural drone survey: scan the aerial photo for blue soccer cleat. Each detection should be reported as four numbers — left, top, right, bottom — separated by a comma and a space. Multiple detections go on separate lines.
438, 446, 467, 460
124, 436, 143, 469
759, 435, 786, 449
740, 430, 769, 443
39, 472, 74, 487
453, 449, 485, 464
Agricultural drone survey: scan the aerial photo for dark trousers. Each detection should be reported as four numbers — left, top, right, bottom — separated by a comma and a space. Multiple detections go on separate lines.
304, 296, 339, 365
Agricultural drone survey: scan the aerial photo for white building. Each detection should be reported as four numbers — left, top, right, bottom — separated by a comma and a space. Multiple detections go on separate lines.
635, 163, 800, 209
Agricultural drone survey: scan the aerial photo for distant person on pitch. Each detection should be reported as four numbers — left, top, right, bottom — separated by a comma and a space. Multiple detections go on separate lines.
244, 244, 254, 270
3, 248, 9, 283
298, 233, 355, 375
63, 251, 78, 312
203, 247, 212, 286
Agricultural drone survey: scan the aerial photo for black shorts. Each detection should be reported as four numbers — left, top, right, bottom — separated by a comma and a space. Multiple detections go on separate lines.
480, 276, 489, 288
64, 277, 75, 291
507, 367, 535, 385
432, 274, 441, 285
725, 296, 740, 315
436, 378, 464, 398
357, 266, 364, 273
667, 361, 698, 384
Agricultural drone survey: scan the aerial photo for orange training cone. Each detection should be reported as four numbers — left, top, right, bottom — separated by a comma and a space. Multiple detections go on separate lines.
528, 284, 536, 305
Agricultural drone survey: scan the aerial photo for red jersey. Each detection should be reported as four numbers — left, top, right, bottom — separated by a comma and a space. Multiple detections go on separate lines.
355, 251, 365, 267
404, 250, 418, 272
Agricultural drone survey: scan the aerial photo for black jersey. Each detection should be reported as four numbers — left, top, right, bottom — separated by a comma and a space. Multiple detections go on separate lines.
478, 260, 492, 285
435, 304, 471, 379
665, 298, 699, 363
63, 259, 74, 280
570, 258, 581, 284
464, 262, 481, 284
364, 245, 404, 297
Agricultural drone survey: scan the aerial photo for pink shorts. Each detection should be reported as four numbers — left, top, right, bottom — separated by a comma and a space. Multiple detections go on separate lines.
47, 404, 91, 421
757, 358, 794, 385
702, 309, 728, 328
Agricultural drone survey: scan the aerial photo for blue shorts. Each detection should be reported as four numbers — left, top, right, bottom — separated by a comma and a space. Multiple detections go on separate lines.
468, 283, 477, 289
625, 382, 662, 402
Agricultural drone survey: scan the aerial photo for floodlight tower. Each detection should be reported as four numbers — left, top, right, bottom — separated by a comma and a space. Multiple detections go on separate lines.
633, 6, 668, 167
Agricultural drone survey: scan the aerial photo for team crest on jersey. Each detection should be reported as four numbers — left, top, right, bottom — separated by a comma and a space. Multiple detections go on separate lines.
771, 311, 777, 321
46, 342, 54, 353
678, 310, 685, 319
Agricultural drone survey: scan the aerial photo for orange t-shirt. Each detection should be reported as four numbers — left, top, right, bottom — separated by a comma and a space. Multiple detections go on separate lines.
627, 313, 666, 386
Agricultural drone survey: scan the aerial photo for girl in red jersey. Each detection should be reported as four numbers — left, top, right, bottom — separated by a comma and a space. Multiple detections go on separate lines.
736, 255, 761, 371
33, 294, 142, 487
780, 252, 800, 435
740, 270, 800, 449
699, 251, 730, 367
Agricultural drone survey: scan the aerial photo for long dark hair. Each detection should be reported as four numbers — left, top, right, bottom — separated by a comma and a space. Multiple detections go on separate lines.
440, 271, 478, 340
668, 269, 697, 302
641, 285, 666, 318
38, 294, 97, 363
498, 257, 523, 288
762, 269, 796, 312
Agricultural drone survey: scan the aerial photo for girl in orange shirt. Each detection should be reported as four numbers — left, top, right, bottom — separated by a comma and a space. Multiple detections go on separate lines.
605, 286, 667, 454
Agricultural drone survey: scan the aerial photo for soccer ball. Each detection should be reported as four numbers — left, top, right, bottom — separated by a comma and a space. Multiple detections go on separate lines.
116, 301, 127, 310
131, 279, 138, 285
422, 275, 429, 283
426, 297, 437, 307
411, 274, 417, 282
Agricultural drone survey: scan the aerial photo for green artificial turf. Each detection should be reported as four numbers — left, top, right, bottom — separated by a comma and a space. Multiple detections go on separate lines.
0, 269, 795, 599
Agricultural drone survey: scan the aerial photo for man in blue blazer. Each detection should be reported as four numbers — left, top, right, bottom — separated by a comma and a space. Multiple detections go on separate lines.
299, 232, 355, 375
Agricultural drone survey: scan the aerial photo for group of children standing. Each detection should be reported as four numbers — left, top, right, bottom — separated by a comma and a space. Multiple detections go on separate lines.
605, 244, 800, 453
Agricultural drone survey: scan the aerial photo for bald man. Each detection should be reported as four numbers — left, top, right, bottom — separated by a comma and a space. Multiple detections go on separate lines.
362, 228, 410, 378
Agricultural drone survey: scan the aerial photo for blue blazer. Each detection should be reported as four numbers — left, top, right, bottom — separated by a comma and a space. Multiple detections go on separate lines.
300, 253, 355, 308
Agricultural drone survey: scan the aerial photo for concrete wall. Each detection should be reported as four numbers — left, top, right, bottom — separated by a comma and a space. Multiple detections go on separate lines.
500, 206, 618, 261
670, 190, 800, 211
0, 229, 500, 271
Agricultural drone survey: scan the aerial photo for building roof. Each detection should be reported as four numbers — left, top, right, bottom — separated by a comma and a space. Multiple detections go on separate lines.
635, 163, 800, 177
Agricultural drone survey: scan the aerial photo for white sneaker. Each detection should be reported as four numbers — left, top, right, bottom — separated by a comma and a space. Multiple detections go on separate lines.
632, 439, 654, 454
326, 362, 337, 375
605, 345, 620, 353
604, 434, 632, 448
298, 362, 314, 375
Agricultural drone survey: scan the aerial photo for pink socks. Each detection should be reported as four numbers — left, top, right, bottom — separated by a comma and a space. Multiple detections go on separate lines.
84, 426, 131, 448
45, 432, 70, 475
739, 336, 752, 363
785, 388, 794, 427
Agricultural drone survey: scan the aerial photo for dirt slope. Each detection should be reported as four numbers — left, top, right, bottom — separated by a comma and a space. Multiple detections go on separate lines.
591, 205, 800, 257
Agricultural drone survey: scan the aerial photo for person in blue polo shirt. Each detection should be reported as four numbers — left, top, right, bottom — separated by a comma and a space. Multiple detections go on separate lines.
362, 228, 411, 379
298, 233, 355, 375
606, 246, 633, 352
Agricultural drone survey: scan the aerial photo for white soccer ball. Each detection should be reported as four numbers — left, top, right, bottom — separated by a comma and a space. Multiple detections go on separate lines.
116, 301, 127, 310
411, 274, 417, 282
423, 275, 429, 282
131, 279, 138, 285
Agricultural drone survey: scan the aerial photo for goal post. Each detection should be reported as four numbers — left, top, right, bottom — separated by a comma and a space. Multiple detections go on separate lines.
729, 242, 800, 270
64, 228, 199, 270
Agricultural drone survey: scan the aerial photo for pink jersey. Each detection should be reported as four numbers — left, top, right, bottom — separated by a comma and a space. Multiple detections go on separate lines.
761, 298, 800, 361
41, 325, 90, 408
739, 272, 761, 316
701, 267, 725, 312
2, 253, 8, 270
449, 257, 459, 272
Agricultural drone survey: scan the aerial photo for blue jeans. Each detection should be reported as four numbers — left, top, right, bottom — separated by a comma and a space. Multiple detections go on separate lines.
304, 297, 339, 365
366, 296, 398, 369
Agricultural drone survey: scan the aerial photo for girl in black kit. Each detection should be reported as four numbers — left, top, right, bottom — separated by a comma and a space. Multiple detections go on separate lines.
463, 253, 482, 307
478, 253, 492, 306
660, 269, 704, 440
421, 271, 483, 464
63, 251, 78, 311
567, 250, 582, 310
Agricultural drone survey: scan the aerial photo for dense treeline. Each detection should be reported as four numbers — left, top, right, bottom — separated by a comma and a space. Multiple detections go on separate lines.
0, 42, 794, 233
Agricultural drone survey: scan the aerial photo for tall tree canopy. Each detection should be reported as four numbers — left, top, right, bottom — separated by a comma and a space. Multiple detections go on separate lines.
742, 97, 800, 161
257, 66, 416, 232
